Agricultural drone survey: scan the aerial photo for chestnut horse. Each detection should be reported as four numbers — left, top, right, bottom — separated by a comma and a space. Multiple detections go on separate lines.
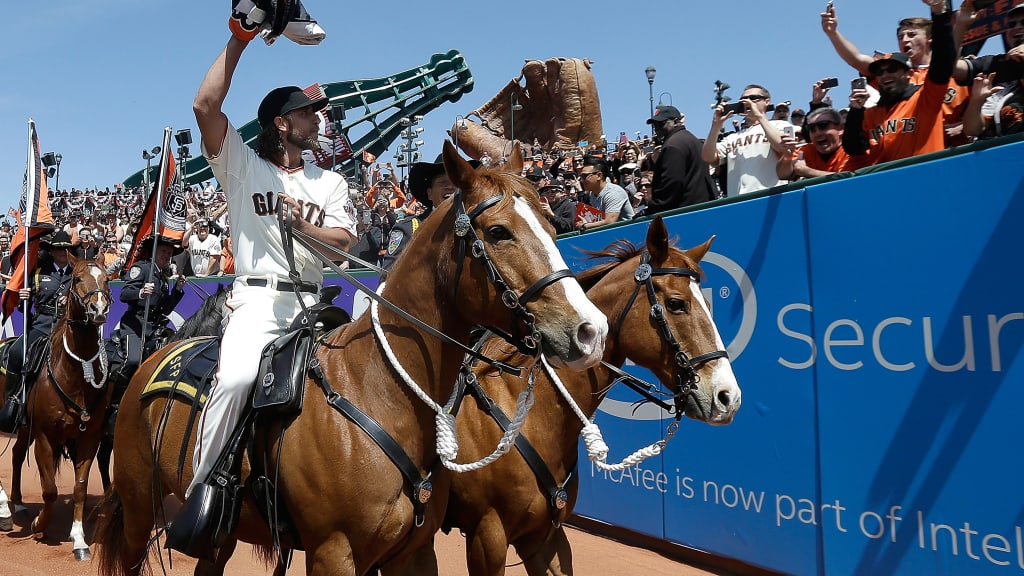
0, 255, 111, 560
95, 142, 609, 576
418, 216, 742, 576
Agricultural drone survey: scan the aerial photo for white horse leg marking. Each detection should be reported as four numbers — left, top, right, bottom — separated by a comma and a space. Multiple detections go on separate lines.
70, 519, 88, 550
0, 486, 10, 519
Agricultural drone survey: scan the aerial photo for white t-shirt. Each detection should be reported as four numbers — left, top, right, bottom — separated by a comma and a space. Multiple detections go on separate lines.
188, 233, 222, 276
716, 120, 792, 197
203, 120, 357, 284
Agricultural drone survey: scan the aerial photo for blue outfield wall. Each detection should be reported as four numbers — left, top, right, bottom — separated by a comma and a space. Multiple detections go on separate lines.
563, 140, 1024, 576
0, 140, 1018, 575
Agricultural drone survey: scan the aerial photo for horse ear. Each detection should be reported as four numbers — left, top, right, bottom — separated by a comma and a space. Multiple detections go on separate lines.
506, 141, 524, 175
687, 235, 716, 263
646, 216, 670, 263
442, 140, 476, 197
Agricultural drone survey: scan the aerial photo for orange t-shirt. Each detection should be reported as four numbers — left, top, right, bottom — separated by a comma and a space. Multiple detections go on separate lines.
859, 78, 947, 165
791, 143, 871, 174
911, 68, 969, 147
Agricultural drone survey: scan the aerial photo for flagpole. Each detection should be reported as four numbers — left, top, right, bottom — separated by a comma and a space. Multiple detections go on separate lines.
20, 120, 36, 372
140, 127, 173, 356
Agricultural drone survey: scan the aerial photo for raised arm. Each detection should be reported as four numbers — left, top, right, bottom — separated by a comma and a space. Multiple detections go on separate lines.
193, 37, 249, 158
821, 5, 874, 76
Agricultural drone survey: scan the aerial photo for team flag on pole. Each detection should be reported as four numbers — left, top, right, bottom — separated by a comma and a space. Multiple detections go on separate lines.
124, 140, 187, 271
1, 120, 56, 322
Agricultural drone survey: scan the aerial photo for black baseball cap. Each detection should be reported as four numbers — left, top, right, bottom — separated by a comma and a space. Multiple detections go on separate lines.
647, 105, 682, 124
868, 52, 911, 75
258, 86, 329, 129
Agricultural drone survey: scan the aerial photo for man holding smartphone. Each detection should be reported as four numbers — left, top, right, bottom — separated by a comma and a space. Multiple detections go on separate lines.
702, 85, 792, 197
843, 0, 955, 165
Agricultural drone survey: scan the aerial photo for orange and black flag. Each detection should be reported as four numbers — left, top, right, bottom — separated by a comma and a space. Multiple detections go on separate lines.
1, 120, 55, 322
124, 142, 188, 271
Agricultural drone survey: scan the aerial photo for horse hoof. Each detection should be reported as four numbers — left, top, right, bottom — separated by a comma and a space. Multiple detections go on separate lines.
0, 516, 11, 531
74, 548, 92, 561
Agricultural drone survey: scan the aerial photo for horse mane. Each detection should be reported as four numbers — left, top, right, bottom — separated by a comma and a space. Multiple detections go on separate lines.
170, 284, 228, 342
575, 236, 702, 292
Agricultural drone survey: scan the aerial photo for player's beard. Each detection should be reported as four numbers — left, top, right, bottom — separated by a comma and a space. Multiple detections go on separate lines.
286, 126, 319, 152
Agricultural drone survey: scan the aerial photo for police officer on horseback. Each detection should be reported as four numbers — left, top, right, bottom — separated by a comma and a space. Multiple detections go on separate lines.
106, 235, 185, 404
0, 230, 76, 432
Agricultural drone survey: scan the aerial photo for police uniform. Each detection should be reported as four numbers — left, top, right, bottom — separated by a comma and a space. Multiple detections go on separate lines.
380, 207, 430, 270
112, 258, 184, 368
0, 234, 75, 431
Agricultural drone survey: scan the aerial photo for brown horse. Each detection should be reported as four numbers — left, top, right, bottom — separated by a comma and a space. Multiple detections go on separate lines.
0, 255, 111, 561
95, 142, 609, 576
420, 216, 742, 576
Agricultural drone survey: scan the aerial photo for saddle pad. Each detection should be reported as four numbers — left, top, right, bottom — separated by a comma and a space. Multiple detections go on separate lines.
140, 336, 220, 408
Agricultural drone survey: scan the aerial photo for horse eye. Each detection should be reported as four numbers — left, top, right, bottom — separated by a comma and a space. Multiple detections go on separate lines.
666, 298, 688, 313
487, 226, 512, 241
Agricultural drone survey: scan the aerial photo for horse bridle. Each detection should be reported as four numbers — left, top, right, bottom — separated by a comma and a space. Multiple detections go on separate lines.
62, 267, 112, 326
451, 192, 575, 355
610, 251, 728, 419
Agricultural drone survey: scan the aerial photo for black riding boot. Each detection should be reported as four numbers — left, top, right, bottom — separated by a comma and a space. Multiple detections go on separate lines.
0, 372, 25, 433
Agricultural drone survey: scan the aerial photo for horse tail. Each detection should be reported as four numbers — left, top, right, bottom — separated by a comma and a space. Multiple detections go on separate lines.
94, 486, 131, 576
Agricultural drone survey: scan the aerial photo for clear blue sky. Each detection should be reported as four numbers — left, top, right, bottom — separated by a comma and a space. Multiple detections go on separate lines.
0, 0, 998, 212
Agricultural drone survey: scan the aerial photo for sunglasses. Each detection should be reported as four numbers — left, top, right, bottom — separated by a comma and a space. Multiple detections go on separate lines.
579, 171, 600, 178
875, 65, 905, 75
743, 94, 768, 102
808, 121, 838, 132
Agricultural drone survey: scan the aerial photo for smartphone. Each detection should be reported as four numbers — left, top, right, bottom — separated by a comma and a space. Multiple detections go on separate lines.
782, 125, 795, 139
821, 77, 839, 89
826, 0, 834, 11
539, 196, 549, 205
723, 102, 746, 115
851, 77, 867, 90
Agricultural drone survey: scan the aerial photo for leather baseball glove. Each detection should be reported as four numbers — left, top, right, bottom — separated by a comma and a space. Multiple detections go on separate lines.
452, 58, 604, 161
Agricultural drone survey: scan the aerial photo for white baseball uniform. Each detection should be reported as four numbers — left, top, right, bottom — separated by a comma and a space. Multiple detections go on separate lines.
191, 120, 356, 490
187, 232, 222, 276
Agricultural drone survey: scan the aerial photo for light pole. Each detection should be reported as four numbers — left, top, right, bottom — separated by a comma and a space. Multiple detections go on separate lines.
509, 94, 523, 145
453, 115, 469, 150
142, 146, 162, 192
396, 115, 424, 181
175, 129, 192, 185
645, 66, 657, 136
42, 152, 62, 193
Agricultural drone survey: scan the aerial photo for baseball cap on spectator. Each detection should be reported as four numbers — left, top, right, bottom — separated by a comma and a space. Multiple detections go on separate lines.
1011, 2, 1024, 16
539, 178, 565, 193
258, 86, 329, 129
618, 162, 638, 174
868, 52, 911, 75
791, 108, 806, 122
647, 105, 682, 124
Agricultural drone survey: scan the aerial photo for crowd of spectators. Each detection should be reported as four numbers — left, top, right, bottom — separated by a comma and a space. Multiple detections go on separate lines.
6, 0, 1021, 277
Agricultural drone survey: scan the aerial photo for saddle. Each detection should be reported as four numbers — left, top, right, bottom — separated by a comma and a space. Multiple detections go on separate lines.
162, 303, 349, 560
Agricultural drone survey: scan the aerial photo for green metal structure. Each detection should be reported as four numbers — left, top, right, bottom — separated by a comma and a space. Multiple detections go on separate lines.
122, 49, 473, 188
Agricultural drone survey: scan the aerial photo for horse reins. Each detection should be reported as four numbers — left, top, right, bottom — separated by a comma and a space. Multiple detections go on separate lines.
611, 251, 728, 419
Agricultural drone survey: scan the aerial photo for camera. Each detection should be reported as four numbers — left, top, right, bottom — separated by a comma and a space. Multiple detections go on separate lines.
722, 102, 747, 116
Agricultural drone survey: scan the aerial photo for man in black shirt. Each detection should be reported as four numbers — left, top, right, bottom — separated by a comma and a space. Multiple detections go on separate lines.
646, 105, 717, 212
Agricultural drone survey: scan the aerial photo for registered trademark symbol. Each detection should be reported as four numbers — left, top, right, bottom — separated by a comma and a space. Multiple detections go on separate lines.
719, 286, 730, 298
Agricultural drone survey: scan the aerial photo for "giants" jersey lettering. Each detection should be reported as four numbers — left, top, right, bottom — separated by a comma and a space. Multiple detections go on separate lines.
250, 192, 327, 227
720, 131, 769, 156
870, 117, 917, 142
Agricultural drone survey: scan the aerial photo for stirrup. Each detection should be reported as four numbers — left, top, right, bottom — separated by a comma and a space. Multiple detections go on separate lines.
165, 471, 239, 561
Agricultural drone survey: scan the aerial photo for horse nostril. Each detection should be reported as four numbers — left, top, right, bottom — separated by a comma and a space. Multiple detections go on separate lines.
575, 322, 598, 354
717, 389, 732, 408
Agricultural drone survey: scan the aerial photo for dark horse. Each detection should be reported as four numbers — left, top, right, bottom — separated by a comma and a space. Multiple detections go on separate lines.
403, 217, 742, 575
96, 283, 230, 491
96, 142, 609, 576
0, 255, 111, 560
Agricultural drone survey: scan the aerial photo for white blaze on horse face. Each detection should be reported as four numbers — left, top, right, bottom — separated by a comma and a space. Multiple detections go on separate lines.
512, 197, 608, 361
87, 266, 109, 314
689, 281, 741, 423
